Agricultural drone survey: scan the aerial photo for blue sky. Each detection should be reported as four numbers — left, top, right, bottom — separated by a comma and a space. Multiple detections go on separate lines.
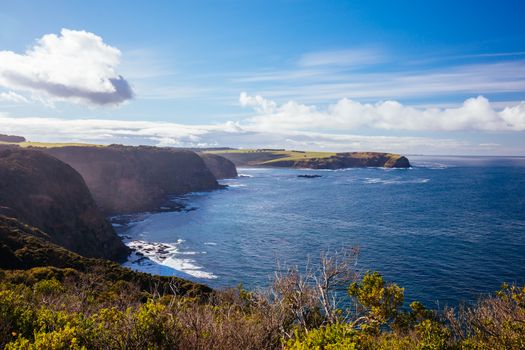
0, 0, 524, 155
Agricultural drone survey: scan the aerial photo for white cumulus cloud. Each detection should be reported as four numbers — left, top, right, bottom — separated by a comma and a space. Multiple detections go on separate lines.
0, 28, 133, 105
0, 113, 519, 155
240, 93, 525, 132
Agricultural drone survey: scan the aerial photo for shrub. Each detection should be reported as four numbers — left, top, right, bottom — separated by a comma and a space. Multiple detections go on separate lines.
0, 251, 524, 349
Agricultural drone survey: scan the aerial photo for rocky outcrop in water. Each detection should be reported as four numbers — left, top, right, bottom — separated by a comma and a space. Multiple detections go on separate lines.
44, 145, 220, 214
297, 174, 322, 178
199, 153, 238, 179
0, 147, 128, 261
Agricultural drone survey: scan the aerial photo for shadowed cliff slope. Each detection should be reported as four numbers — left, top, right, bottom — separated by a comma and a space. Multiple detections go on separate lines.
0, 147, 128, 261
199, 153, 238, 179
44, 145, 220, 214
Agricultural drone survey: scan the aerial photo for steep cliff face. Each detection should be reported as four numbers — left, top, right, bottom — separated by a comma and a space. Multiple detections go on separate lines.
44, 145, 220, 214
199, 153, 238, 179
0, 147, 128, 261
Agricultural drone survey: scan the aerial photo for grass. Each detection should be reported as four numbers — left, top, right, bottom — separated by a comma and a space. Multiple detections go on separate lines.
261, 151, 337, 164
205, 148, 337, 164
205, 149, 262, 154
0, 141, 102, 148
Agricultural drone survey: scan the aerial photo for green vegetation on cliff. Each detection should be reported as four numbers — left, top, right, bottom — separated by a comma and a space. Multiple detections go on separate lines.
0, 141, 100, 148
0, 243, 523, 349
0, 215, 211, 296
207, 149, 411, 169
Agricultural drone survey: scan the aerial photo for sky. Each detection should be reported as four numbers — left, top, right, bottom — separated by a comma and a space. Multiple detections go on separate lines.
0, 0, 524, 155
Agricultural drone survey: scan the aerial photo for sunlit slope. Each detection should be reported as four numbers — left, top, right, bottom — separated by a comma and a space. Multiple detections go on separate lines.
206, 149, 410, 168
0, 141, 102, 148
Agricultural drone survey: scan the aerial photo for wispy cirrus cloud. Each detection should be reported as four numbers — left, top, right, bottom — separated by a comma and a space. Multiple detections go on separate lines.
0, 91, 28, 103
0, 29, 133, 106
298, 47, 385, 67
232, 51, 525, 104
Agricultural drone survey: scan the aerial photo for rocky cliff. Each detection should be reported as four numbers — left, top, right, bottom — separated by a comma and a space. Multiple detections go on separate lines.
270, 152, 411, 169
44, 145, 220, 214
199, 153, 238, 179
211, 150, 411, 169
0, 147, 128, 261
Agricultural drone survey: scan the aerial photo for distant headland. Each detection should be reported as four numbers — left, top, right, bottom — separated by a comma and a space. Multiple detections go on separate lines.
205, 148, 411, 169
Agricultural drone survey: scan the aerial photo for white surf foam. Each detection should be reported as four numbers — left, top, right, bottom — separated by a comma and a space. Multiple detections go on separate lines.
363, 177, 430, 185
162, 257, 217, 279
125, 239, 217, 279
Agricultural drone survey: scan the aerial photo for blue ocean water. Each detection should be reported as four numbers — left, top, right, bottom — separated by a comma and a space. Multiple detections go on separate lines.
117, 156, 525, 307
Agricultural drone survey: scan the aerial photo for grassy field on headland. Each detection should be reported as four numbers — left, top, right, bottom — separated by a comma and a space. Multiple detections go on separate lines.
0, 140, 102, 148
205, 148, 337, 164
206, 148, 410, 168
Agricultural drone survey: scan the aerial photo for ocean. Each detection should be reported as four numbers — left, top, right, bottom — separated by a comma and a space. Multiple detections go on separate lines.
114, 156, 525, 307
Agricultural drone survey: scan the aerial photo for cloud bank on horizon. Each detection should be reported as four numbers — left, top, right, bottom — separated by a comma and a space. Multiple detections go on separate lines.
0, 29, 133, 106
240, 93, 525, 132
2, 91, 525, 155
0, 28, 524, 155
0, 112, 476, 155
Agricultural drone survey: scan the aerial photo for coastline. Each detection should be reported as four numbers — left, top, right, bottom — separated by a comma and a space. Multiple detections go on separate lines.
110, 191, 223, 281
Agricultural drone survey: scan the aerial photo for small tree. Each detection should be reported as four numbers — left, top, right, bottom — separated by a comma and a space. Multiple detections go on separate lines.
270, 247, 360, 332
348, 271, 404, 333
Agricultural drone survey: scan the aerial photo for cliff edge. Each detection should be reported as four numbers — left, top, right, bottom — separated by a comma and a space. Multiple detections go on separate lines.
44, 145, 220, 214
208, 149, 411, 169
199, 153, 238, 179
269, 152, 411, 169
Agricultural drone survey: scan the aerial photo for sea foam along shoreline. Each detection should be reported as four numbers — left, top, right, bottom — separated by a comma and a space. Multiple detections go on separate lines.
123, 239, 217, 280
110, 198, 218, 280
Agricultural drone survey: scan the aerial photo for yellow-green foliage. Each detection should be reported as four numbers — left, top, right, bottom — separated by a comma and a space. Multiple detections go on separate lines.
284, 324, 360, 350
6, 324, 85, 350
0, 271, 523, 349
348, 271, 405, 332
